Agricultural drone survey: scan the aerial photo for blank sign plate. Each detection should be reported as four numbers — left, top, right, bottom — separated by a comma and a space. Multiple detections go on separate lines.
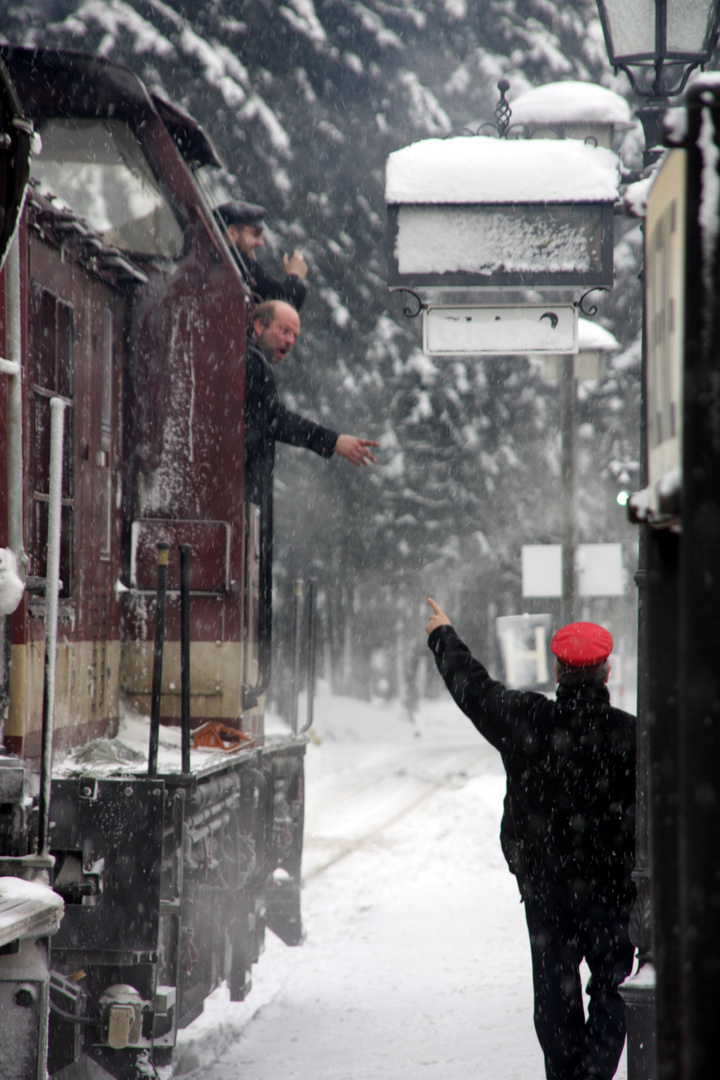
423, 304, 578, 356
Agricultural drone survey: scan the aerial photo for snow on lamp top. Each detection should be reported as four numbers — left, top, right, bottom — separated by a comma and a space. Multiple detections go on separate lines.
509, 82, 635, 131
385, 136, 620, 205
577, 317, 621, 352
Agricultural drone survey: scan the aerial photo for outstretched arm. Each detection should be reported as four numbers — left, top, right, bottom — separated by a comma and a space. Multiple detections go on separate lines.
334, 435, 378, 466
425, 602, 547, 753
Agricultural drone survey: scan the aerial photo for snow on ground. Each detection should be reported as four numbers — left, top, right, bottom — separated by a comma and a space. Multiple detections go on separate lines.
172, 685, 628, 1080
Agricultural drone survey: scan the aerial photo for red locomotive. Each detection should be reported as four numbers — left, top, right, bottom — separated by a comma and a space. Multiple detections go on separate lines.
0, 45, 307, 1080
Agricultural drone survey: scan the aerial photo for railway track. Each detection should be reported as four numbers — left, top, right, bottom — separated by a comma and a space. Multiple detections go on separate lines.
302, 739, 502, 879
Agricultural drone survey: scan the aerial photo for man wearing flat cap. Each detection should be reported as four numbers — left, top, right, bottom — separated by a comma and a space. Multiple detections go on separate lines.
425, 601, 636, 1080
214, 199, 308, 310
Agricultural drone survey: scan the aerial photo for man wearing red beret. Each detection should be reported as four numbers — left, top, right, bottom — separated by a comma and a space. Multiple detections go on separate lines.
425, 600, 636, 1080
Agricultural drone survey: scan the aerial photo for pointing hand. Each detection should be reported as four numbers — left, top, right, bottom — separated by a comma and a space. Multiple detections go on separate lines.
335, 435, 378, 467
425, 597, 451, 636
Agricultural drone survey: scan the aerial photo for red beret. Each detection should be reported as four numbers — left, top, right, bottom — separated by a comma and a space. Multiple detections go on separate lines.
550, 622, 613, 668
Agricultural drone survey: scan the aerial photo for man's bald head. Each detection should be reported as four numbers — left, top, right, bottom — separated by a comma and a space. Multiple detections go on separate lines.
252, 301, 301, 365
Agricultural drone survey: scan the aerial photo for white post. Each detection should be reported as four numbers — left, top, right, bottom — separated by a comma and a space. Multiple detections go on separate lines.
38, 398, 65, 854
0, 234, 25, 749
5, 233, 25, 565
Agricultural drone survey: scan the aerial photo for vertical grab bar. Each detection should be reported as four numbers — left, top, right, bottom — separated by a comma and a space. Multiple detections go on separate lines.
300, 578, 317, 734
1, 236, 24, 750
148, 542, 169, 777
179, 544, 192, 775
5, 234, 25, 565
290, 578, 303, 734
38, 397, 65, 855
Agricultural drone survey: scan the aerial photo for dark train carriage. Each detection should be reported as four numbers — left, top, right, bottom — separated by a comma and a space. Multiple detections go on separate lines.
0, 47, 306, 1080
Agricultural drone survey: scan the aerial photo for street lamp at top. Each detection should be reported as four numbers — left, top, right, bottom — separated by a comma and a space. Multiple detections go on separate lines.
596, 0, 720, 97
597, 0, 720, 162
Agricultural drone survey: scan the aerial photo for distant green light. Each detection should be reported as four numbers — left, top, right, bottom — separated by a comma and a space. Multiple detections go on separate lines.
617, 491, 630, 507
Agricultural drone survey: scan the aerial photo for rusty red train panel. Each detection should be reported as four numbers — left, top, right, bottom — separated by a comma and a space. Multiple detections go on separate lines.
0, 46, 259, 755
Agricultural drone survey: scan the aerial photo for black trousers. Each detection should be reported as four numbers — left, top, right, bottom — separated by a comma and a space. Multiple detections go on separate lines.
524, 884, 635, 1080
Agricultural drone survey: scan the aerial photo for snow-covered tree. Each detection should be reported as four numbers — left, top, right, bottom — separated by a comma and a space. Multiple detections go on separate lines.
0, 0, 646, 700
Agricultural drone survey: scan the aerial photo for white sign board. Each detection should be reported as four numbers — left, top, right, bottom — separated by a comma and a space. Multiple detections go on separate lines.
424, 305, 578, 356
576, 543, 624, 597
522, 544, 562, 598
522, 543, 625, 598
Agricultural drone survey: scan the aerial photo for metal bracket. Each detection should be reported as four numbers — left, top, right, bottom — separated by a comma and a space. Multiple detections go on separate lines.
390, 288, 424, 319
578, 287, 610, 318
617, 60, 699, 100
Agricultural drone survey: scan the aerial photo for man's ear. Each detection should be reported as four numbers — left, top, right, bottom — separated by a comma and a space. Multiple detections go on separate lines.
604, 663, 611, 685
227, 224, 240, 244
252, 318, 262, 339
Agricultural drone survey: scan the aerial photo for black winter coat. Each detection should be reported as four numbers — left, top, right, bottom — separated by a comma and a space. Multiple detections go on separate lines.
428, 625, 636, 905
244, 343, 337, 507
244, 343, 337, 653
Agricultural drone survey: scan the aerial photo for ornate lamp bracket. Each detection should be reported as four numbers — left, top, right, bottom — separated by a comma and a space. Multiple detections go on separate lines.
390, 288, 425, 319
578, 287, 610, 318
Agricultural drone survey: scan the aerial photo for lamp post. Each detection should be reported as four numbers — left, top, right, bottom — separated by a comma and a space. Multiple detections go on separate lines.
508, 78, 629, 630
542, 320, 621, 626
594, 4, 720, 1079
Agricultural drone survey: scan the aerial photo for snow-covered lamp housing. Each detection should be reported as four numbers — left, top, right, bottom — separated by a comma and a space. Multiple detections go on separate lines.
385, 135, 620, 300
509, 82, 635, 150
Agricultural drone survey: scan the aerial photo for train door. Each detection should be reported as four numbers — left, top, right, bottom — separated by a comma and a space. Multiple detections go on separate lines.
15, 232, 123, 754
18, 279, 76, 754
77, 287, 122, 739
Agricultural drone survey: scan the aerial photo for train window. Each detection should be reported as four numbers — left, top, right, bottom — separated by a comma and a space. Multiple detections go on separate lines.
29, 284, 75, 598
193, 164, 232, 207
32, 119, 184, 258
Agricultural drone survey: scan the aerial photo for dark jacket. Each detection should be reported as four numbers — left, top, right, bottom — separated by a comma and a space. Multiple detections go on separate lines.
244, 342, 337, 661
235, 251, 306, 311
428, 625, 636, 905
244, 343, 337, 507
